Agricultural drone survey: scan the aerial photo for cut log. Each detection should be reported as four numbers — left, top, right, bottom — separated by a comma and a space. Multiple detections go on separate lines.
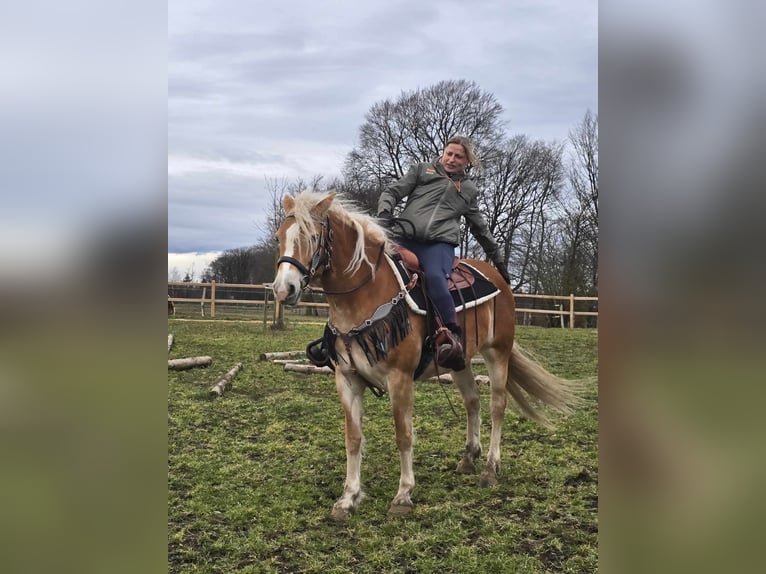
260, 350, 306, 361
209, 363, 242, 397
272, 358, 308, 364
283, 363, 333, 375
168, 356, 212, 371
168, 334, 174, 353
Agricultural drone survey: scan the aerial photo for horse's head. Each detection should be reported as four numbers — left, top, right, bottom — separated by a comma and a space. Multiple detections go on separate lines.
272, 191, 336, 305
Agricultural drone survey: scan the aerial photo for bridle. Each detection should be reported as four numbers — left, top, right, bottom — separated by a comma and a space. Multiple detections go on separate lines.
277, 213, 385, 295
277, 214, 333, 290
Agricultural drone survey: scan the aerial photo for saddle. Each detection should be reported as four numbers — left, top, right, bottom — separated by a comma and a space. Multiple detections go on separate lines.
395, 246, 476, 291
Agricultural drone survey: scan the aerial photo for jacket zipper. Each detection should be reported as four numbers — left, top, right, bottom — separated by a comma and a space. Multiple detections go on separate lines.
423, 175, 458, 238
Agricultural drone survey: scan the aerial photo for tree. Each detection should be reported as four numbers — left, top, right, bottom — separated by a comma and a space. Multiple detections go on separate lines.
475, 136, 565, 292
562, 109, 598, 295
182, 263, 195, 283
202, 248, 252, 284
259, 177, 291, 243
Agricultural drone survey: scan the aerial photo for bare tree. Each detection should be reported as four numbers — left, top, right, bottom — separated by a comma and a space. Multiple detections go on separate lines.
472, 136, 565, 292
259, 177, 292, 244
562, 110, 599, 295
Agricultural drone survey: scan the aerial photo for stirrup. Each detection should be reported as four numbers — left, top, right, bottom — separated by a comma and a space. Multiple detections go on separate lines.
306, 337, 332, 368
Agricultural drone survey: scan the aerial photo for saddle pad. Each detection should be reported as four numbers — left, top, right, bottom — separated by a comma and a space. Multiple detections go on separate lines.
386, 255, 500, 316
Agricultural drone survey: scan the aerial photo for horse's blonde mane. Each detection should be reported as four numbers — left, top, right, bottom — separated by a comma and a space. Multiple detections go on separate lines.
290, 190, 397, 276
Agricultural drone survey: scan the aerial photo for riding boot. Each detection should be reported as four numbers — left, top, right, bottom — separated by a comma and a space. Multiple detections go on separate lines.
436, 323, 465, 371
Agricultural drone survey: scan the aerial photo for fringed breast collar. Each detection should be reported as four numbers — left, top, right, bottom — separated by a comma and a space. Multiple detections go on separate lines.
324, 278, 417, 397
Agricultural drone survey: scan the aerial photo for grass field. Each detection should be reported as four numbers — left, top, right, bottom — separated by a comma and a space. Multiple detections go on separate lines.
168, 320, 598, 573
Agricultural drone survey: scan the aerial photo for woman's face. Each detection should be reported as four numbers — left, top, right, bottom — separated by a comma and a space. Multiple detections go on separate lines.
441, 143, 469, 173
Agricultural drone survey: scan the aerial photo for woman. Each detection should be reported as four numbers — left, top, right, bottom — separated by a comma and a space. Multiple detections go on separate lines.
377, 135, 510, 370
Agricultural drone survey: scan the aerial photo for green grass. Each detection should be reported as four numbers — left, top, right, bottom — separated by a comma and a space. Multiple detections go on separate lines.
168, 321, 597, 573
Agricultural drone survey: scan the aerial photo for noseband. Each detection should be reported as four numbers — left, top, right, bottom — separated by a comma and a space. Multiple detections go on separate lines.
277, 214, 333, 289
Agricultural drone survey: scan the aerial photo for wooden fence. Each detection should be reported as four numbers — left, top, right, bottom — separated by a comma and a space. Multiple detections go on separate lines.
168, 281, 597, 328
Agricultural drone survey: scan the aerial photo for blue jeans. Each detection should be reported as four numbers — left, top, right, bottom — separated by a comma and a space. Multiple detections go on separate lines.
398, 239, 457, 326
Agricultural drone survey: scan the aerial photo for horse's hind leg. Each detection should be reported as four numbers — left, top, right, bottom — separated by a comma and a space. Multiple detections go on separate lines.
331, 374, 366, 521
388, 372, 416, 515
452, 366, 482, 474
481, 350, 511, 487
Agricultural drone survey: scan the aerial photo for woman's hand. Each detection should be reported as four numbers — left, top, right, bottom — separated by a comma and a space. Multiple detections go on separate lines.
377, 210, 395, 228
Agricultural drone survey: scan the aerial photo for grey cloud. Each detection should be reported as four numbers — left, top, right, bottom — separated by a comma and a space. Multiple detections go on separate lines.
169, 171, 272, 252
169, 0, 598, 253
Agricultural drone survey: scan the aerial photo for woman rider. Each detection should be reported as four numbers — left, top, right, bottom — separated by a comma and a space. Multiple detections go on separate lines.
377, 135, 510, 370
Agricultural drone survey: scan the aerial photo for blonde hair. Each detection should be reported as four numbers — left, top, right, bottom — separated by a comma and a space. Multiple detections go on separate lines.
446, 135, 480, 169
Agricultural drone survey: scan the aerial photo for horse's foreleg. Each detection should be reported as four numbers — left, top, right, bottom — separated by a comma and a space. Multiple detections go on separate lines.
452, 366, 482, 474
481, 353, 510, 487
331, 374, 366, 521
388, 373, 415, 515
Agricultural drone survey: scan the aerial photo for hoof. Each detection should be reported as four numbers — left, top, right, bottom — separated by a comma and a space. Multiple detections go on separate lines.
330, 504, 353, 522
388, 502, 414, 516
456, 459, 476, 474
479, 471, 498, 488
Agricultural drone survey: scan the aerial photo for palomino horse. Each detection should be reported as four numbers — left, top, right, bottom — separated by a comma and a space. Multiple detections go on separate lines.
272, 191, 579, 520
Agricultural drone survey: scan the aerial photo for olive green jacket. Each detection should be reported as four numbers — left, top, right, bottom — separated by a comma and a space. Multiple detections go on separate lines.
377, 160, 500, 260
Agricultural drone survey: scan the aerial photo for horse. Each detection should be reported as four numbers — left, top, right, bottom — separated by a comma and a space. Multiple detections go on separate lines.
271, 190, 580, 520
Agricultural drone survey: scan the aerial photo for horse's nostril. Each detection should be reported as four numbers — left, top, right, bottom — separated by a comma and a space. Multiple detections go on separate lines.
288, 283, 296, 297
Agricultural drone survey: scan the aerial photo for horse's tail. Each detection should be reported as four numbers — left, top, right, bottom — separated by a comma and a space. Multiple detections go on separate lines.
505, 342, 583, 428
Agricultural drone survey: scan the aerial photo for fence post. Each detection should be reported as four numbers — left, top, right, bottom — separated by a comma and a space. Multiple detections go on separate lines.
262, 286, 270, 329
569, 293, 575, 329
211, 281, 216, 318
274, 297, 282, 328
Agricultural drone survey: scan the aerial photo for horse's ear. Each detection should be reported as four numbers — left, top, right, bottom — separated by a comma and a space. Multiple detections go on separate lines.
312, 192, 336, 217
282, 195, 295, 212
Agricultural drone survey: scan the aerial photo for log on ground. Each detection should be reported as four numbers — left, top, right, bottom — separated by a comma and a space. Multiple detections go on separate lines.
260, 350, 306, 361
168, 356, 213, 371
210, 363, 243, 396
283, 363, 333, 375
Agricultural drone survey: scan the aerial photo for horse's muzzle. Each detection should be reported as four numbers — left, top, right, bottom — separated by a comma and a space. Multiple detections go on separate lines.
272, 277, 301, 305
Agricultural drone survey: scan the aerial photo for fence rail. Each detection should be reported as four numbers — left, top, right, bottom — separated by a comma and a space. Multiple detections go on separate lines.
168, 282, 597, 328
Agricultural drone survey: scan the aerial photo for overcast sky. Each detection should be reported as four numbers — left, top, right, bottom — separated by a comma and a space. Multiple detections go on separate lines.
168, 0, 597, 277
